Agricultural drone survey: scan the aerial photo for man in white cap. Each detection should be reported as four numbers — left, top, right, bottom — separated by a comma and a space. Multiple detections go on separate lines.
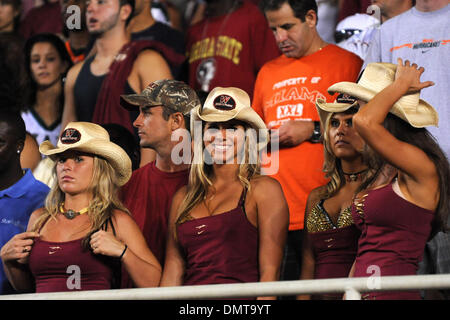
119, 79, 201, 288
334, 0, 412, 60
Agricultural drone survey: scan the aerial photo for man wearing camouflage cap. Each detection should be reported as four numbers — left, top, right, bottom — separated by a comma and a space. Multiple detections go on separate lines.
119, 79, 200, 287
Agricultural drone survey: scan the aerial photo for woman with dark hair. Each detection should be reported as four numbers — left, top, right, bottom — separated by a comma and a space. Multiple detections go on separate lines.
299, 94, 387, 300
22, 33, 73, 146
329, 60, 450, 300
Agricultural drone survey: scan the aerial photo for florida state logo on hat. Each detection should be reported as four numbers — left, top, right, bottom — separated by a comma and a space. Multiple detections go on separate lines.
60, 128, 81, 144
213, 94, 236, 111
336, 93, 357, 104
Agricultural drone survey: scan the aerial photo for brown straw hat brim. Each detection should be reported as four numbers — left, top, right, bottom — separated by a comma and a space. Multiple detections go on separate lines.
40, 139, 132, 186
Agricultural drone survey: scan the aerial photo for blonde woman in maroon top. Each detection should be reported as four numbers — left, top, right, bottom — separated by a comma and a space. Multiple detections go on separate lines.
160, 87, 289, 299
1, 122, 161, 293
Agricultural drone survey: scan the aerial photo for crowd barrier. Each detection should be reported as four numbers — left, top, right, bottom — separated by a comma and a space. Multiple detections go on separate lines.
1, 274, 449, 300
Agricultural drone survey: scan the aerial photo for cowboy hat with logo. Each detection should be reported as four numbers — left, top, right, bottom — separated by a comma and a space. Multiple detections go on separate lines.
327, 62, 438, 128
40, 122, 132, 186
191, 87, 269, 151
316, 93, 359, 130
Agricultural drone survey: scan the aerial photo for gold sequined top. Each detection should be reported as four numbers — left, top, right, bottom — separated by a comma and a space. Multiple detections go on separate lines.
306, 199, 354, 233
353, 193, 369, 219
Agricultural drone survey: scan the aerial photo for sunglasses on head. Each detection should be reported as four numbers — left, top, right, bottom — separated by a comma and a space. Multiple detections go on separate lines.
334, 29, 363, 43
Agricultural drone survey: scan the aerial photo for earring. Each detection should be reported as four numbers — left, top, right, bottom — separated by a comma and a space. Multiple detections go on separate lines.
17, 150, 21, 154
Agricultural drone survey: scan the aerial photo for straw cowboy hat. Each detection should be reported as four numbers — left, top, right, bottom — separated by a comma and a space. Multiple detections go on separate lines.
40, 122, 132, 186
316, 93, 359, 130
191, 87, 269, 150
327, 62, 438, 128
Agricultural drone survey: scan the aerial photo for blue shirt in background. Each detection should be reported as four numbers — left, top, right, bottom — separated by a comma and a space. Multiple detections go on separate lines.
0, 169, 49, 294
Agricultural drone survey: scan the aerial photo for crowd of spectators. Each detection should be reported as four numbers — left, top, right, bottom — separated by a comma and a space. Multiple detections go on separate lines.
0, 0, 448, 300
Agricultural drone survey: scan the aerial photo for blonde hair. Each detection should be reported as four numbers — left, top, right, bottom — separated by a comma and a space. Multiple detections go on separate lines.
176, 122, 261, 226
32, 156, 130, 249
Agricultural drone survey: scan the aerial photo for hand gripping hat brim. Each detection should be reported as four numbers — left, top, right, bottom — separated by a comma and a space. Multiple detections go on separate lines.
190, 87, 269, 151
327, 62, 438, 128
40, 122, 132, 186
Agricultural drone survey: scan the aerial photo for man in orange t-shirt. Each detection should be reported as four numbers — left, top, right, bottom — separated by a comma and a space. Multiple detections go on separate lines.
253, 0, 362, 289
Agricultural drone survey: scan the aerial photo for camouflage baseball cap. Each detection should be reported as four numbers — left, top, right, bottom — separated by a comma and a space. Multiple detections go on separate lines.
120, 79, 201, 115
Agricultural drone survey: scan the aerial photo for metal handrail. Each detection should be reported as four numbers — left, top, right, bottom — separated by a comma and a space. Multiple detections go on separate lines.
1, 274, 449, 300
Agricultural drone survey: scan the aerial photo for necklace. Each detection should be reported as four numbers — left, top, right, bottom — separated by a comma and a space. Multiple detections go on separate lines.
342, 168, 369, 182
203, 193, 215, 216
59, 203, 89, 220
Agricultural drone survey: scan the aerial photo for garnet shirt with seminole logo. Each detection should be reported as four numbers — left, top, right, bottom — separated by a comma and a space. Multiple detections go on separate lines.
185, 1, 280, 99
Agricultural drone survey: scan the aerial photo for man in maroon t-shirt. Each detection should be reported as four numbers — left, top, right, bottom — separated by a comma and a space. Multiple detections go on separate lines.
119, 79, 200, 287
185, 0, 280, 99
19, 0, 64, 39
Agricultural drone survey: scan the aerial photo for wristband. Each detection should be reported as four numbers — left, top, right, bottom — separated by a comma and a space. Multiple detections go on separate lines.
309, 121, 321, 143
119, 244, 128, 260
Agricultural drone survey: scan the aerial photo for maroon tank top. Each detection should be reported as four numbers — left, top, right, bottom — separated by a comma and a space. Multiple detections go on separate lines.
309, 226, 360, 279
28, 218, 116, 293
177, 188, 258, 286
307, 199, 360, 299
351, 183, 434, 300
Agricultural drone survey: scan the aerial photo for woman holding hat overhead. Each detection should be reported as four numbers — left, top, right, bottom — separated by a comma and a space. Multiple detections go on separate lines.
1, 122, 161, 293
160, 87, 289, 299
328, 60, 450, 300
299, 94, 390, 300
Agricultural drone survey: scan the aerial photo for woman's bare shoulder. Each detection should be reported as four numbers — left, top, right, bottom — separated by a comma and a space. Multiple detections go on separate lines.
173, 185, 188, 200
29, 207, 47, 222
307, 185, 327, 203
28, 207, 48, 231
250, 175, 282, 190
